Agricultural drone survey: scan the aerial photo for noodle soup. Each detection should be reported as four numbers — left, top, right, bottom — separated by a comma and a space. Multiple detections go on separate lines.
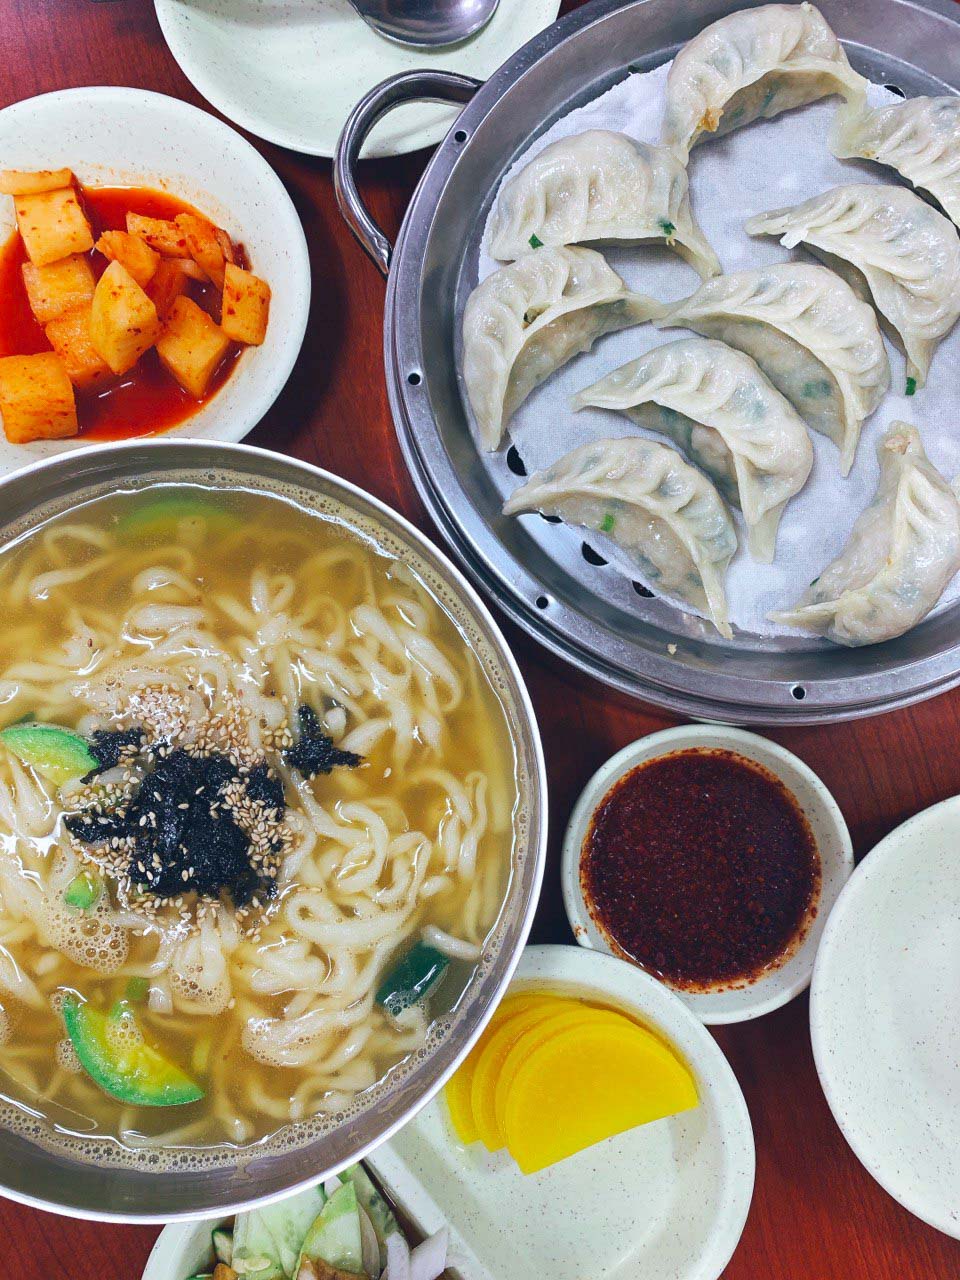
0, 482, 517, 1155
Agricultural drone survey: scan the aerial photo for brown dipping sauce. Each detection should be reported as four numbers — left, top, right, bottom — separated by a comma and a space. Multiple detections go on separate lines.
581, 748, 821, 990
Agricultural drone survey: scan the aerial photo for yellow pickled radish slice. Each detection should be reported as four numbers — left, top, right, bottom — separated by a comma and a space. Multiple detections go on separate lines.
444, 993, 561, 1145
493, 1006, 628, 1137
445, 1063, 481, 1146
470, 1003, 571, 1150
503, 1020, 699, 1174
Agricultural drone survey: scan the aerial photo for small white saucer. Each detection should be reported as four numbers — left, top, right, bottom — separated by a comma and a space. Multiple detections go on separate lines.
561, 725, 854, 1025
811, 796, 960, 1239
154, 0, 562, 159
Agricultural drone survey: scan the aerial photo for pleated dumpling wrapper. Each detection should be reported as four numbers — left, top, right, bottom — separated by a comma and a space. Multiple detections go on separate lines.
832, 96, 960, 231
652, 263, 889, 475
771, 423, 960, 645
487, 129, 721, 280
660, 2, 867, 163
503, 435, 738, 637
745, 184, 960, 389
462, 246, 660, 451
572, 337, 813, 563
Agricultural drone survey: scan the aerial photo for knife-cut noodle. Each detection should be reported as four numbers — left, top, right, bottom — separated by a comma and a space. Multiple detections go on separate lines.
0, 483, 517, 1157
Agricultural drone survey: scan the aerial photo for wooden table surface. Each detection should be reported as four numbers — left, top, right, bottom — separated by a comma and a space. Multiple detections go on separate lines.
2, 1, 960, 1276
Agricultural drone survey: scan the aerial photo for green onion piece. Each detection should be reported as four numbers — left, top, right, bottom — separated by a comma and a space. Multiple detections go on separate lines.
64, 870, 101, 911
125, 976, 150, 1003
600, 512, 616, 533
905, 376, 917, 396
528, 233, 543, 249
375, 942, 449, 1019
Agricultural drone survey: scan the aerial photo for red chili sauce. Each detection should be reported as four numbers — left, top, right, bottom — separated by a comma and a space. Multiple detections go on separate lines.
0, 186, 244, 441
581, 748, 821, 990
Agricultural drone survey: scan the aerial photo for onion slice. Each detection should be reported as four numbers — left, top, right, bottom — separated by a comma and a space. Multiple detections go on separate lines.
358, 1205, 381, 1279
383, 1231, 411, 1280
409, 1227, 449, 1280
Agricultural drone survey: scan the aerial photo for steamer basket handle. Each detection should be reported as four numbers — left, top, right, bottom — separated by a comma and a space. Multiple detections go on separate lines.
335, 70, 482, 276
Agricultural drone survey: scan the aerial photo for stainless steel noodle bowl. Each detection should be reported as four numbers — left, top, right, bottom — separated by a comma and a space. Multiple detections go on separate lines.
0, 439, 546, 1221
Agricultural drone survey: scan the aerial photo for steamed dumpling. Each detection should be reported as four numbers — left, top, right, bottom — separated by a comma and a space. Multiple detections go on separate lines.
661, 2, 866, 163
653, 263, 890, 474
462, 247, 659, 450
745, 184, 960, 388
832, 96, 960, 230
770, 423, 960, 645
503, 436, 737, 637
487, 130, 721, 279
573, 337, 813, 562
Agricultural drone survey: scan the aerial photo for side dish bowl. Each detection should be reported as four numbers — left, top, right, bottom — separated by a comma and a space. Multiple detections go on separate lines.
142, 946, 756, 1280
0, 87, 310, 473
0, 438, 546, 1222
562, 726, 853, 1024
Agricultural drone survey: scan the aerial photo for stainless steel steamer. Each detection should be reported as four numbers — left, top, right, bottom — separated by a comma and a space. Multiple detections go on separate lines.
336, 0, 960, 724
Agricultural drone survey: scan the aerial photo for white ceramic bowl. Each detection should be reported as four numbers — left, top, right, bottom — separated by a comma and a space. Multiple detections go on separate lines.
367, 945, 756, 1280
0, 87, 310, 474
562, 725, 854, 1025
811, 796, 960, 1239
143, 1216, 231, 1280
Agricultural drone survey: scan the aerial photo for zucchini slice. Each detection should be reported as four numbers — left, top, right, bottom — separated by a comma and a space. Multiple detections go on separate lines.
375, 942, 449, 1019
0, 723, 97, 785
62, 996, 204, 1107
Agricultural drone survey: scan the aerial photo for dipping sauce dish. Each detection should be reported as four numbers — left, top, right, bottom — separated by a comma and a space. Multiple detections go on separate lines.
562, 726, 854, 1024
581, 747, 822, 992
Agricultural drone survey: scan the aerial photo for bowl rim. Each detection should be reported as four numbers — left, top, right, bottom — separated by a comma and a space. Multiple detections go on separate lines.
561, 725, 854, 1025
0, 86, 311, 465
0, 437, 548, 1223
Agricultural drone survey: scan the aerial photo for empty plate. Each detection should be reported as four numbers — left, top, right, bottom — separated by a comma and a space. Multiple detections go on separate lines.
810, 796, 960, 1239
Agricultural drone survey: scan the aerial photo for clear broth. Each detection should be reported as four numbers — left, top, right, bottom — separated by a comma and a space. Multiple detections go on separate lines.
0, 483, 517, 1154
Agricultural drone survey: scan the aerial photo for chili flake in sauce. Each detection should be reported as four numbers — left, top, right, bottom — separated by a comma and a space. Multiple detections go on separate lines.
581, 748, 821, 990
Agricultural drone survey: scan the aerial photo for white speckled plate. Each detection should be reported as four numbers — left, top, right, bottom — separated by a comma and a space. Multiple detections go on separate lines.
811, 797, 960, 1239
367, 945, 755, 1280
0, 87, 310, 475
153, 0, 561, 159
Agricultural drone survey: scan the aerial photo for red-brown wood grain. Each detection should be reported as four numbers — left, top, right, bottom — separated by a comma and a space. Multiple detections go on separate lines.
2, 2, 960, 1277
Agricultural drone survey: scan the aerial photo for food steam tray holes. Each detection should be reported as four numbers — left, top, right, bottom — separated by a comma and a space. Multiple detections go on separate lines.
474, 64, 960, 637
